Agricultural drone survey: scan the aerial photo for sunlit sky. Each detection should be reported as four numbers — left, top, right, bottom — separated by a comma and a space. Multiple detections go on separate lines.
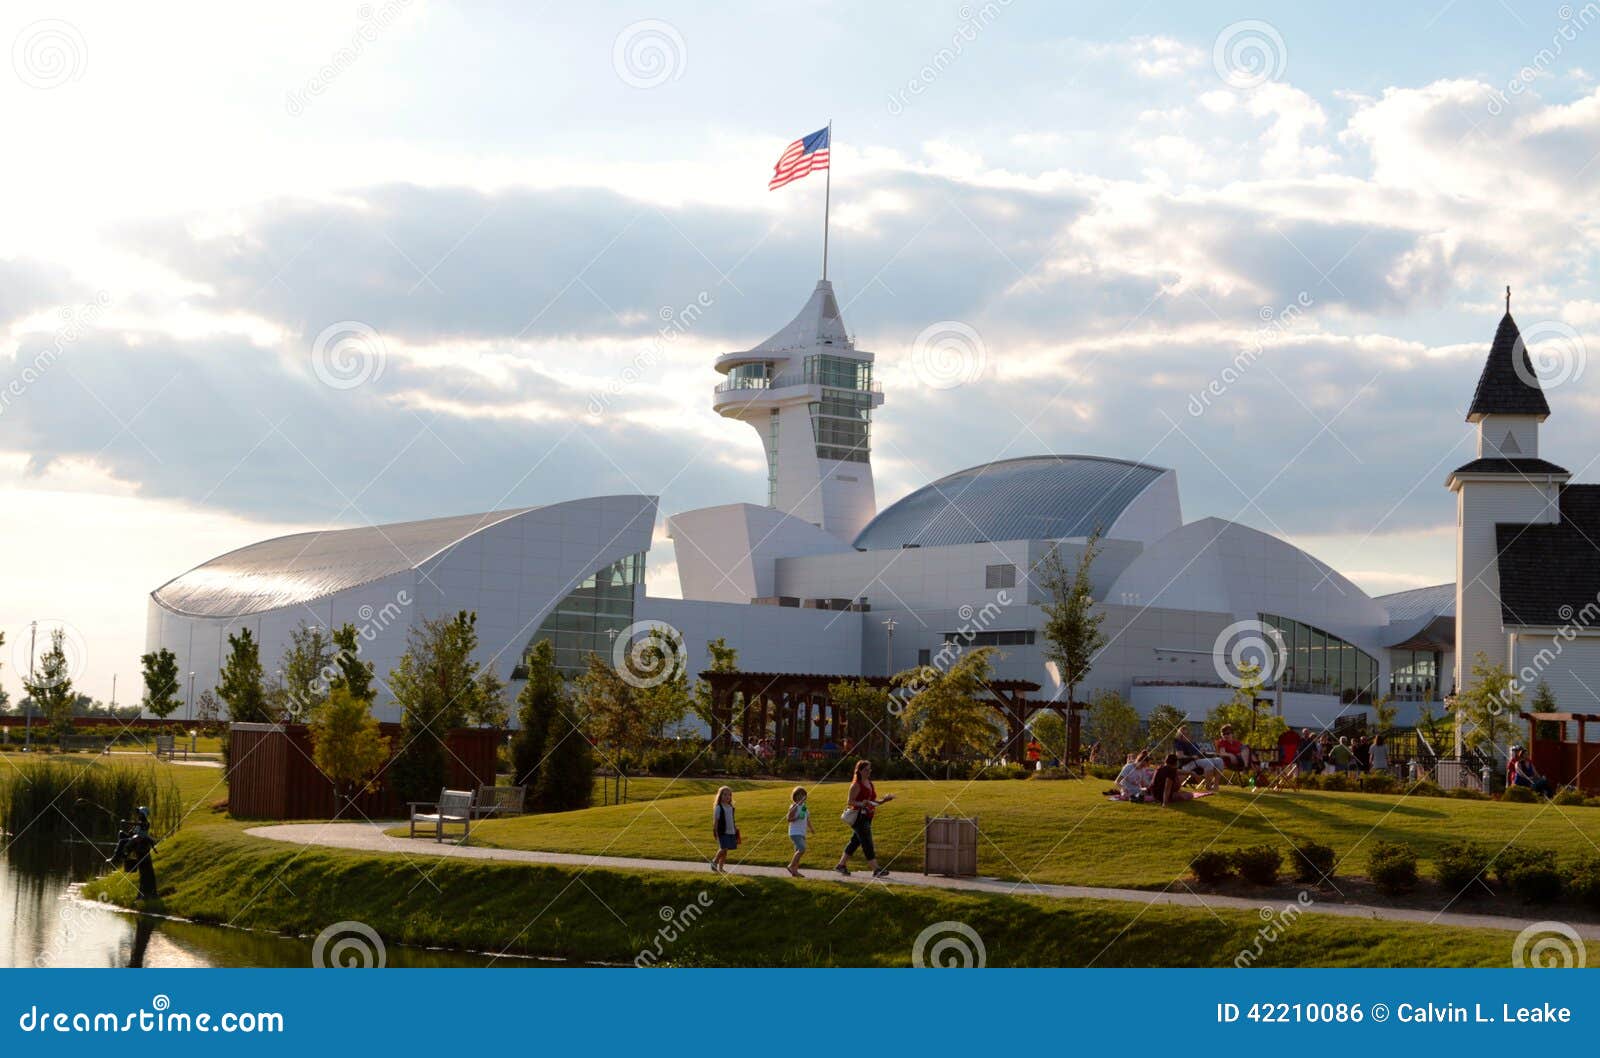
3, 0, 1599, 703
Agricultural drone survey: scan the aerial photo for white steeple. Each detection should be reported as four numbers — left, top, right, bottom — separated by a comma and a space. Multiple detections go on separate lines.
712, 279, 883, 542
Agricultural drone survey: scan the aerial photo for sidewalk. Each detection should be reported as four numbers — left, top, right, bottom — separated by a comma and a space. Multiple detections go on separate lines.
244, 822, 1600, 938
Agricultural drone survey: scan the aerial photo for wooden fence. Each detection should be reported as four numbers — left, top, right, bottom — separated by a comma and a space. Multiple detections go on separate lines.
228, 722, 501, 820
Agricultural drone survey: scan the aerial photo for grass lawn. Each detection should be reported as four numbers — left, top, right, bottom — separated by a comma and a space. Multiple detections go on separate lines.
464, 777, 1600, 889
587, 775, 789, 805
85, 824, 1523, 967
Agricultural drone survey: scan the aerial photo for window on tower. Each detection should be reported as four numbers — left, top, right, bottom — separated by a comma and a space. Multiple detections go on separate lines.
809, 389, 872, 463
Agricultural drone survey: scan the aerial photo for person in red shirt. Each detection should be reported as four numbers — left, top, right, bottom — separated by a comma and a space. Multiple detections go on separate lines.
1214, 724, 1250, 770
1277, 727, 1301, 770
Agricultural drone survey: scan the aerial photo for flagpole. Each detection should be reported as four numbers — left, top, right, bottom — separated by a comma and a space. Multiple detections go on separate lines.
822, 119, 832, 281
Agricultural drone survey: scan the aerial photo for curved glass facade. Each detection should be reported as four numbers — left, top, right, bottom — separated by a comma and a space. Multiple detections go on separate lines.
722, 362, 773, 390
1257, 612, 1379, 704
520, 553, 644, 680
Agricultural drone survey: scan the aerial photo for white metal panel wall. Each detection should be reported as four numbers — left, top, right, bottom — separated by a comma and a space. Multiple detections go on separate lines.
1455, 479, 1560, 690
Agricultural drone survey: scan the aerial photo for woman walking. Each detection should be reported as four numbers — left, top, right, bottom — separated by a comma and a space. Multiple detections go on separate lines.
834, 760, 894, 878
710, 786, 738, 873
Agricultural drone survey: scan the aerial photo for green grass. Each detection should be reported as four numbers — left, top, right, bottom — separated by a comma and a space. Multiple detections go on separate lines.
586, 775, 789, 805
459, 777, 1600, 889
84, 825, 1522, 967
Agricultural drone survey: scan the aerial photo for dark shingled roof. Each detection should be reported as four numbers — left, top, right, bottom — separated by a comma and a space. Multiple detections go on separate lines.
1467, 313, 1550, 420
1451, 457, 1570, 478
1494, 485, 1600, 627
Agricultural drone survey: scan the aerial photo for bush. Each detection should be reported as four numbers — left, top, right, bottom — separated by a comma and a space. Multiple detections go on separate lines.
1492, 845, 1554, 888
1190, 850, 1234, 884
1507, 859, 1564, 904
1366, 841, 1418, 895
1501, 785, 1538, 804
1357, 771, 1397, 794
1407, 779, 1444, 798
1289, 836, 1337, 884
1319, 772, 1350, 792
1085, 763, 1122, 781
973, 763, 1028, 781
1230, 844, 1282, 885
1446, 786, 1487, 800
1434, 841, 1493, 894
1564, 855, 1600, 909
1552, 788, 1588, 807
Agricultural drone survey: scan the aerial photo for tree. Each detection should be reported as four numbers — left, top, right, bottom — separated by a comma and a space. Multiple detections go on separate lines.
1145, 704, 1189, 752
627, 626, 692, 740
511, 640, 563, 788
310, 686, 390, 816
1203, 663, 1286, 748
472, 666, 509, 728
573, 653, 647, 761
1037, 532, 1107, 714
328, 623, 375, 702
388, 611, 482, 803
194, 689, 221, 726
691, 637, 739, 731
280, 623, 335, 720
23, 629, 76, 740
1371, 693, 1399, 735
1084, 689, 1141, 759
532, 692, 595, 812
1032, 710, 1067, 762
1531, 680, 1558, 713
897, 646, 1001, 764
829, 678, 897, 756
139, 647, 184, 719
1450, 652, 1521, 761
217, 628, 269, 723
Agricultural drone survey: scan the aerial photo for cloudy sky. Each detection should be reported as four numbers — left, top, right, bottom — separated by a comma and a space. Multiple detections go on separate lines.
3, 0, 1600, 703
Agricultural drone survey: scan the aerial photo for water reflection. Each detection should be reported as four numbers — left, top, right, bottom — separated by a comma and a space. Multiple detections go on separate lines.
3, 839, 562, 968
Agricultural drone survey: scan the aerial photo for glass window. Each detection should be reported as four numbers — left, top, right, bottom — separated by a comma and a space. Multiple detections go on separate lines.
808, 388, 873, 463
522, 552, 645, 680
985, 563, 1017, 589
803, 354, 872, 390
724, 362, 773, 389
1258, 613, 1379, 703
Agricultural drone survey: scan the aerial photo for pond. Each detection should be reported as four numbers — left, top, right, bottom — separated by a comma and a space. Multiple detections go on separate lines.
1, 839, 562, 968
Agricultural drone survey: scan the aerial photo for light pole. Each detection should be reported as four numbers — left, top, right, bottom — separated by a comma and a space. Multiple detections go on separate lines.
186, 672, 196, 724
24, 620, 36, 751
882, 617, 897, 676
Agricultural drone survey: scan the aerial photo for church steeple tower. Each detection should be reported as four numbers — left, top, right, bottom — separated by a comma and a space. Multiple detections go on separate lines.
1465, 293, 1551, 457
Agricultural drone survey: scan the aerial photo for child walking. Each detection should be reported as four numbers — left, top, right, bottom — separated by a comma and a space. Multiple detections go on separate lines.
710, 786, 738, 873
785, 787, 814, 877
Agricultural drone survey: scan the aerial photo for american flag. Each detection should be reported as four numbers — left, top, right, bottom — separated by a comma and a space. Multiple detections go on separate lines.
768, 126, 830, 190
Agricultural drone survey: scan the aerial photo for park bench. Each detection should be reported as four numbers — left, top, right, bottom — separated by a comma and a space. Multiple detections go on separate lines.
409, 788, 474, 843
472, 784, 526, 819
153, 734, 175, 760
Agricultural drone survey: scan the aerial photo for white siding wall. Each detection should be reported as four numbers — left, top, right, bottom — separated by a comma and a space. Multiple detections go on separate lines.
1454, 478, 1560, 690
1510, 633, 1600, 713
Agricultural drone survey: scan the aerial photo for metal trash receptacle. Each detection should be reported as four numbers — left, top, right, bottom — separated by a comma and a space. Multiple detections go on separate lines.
924, 815, 978, 877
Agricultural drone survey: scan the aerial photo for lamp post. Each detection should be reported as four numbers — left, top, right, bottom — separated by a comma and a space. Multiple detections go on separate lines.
882, 617, 897, 676
185, 671, 195, 724
24, 620, 36, 751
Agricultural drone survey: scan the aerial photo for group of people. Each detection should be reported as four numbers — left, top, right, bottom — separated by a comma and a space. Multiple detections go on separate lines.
1508, 745, 1555, 797
1281, 728, 1389, 778
710, 759, 895, 878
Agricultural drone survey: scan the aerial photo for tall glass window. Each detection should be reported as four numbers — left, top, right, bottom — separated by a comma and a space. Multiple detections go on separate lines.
808, 389, 872, 463
522, 553, 644, 680
724, 362, 773, 389
766, 410, 780, 506
1258, 613, 1380, 704
803, 354, 872, 390
1389, 650, 1439, 702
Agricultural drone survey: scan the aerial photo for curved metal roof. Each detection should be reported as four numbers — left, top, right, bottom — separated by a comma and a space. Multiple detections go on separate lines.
151, 507, 537, 618
852, 455, 1167, 550
1375, 582, 1456, 622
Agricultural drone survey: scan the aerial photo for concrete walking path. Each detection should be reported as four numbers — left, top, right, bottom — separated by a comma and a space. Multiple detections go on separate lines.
244, 822, 1600, 938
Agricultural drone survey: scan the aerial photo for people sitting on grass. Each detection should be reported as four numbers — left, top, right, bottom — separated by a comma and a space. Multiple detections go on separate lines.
1172, 724, 1204, 761
1184, 752, 1224, 791
1508, 746, 1554, 798
1114, 750, 1153, 800
1214, 724, 1250, 770
1149, 753, 1192, 806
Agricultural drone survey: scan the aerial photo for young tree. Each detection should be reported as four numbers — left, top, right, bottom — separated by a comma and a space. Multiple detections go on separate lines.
472, 666, 509, 728
691, 637, 739, 731
280, 623, 335, 720
1531, 680, 1558, 714
217, 628, 269, 723
1031, 709, 1067, 762
511, 640, 563, 789
139, 647, 184, 719
1450, 652, 1521, 761
1371, 693, 1399, 735
1037, 532, 1107, 715
388, 611, 482, 802
623, 626, 692, 740
328, 623, 375, 702
1145, 703, 1189, 752
23, 629, 77, 740
1203, 663, 1286, 749
897, 646, 1001, 764
1085, 689, 1141, 759
532, 692, 595, 812
573, 653, 647, 761
829, 678, 897, 757
310, 686, 390, 816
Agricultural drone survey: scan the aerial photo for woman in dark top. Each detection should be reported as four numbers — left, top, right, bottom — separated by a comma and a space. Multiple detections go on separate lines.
1150, 754, 1190, 806
834, 760, 895, 877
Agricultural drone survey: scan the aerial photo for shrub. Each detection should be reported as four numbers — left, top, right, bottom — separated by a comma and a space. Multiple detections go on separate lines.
1446, 786, 1487, 800
1507, 859, 1564, 904
1231, 844, 1282, 885
1289, 836, 1337, 885
1501, 785, 1538, 804
1085, 763, 1122, 781
1408, 779, 1445, 798
1552, 788, 1588, 807
1190, 850, 1234, 884
973, 763, 1028, 781
1564, 855, 1600, 909
1434, 841, 1493, 894
1357, 771, 1397, 794
1319, 772, 1350, 792
1366, 841, 1418, 894
1492, 845, 1554, 888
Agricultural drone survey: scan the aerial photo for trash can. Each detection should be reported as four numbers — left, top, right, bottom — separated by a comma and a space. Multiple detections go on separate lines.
924, 815, 978, 877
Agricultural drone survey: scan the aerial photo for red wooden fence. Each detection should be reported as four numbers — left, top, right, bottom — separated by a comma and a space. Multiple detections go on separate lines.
228, 722, 501, 820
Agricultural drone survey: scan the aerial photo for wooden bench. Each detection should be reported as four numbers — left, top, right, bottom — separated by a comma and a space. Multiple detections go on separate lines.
472, 785, 526, 819
409, 788, 474, 843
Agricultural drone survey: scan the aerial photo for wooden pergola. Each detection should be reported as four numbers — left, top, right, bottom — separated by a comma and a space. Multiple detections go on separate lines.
699, 671, 1080, 763
1521, 711, 1600, 792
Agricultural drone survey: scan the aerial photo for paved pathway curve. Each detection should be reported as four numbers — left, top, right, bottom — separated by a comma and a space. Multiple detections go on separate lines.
245, 822, 1600, 938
